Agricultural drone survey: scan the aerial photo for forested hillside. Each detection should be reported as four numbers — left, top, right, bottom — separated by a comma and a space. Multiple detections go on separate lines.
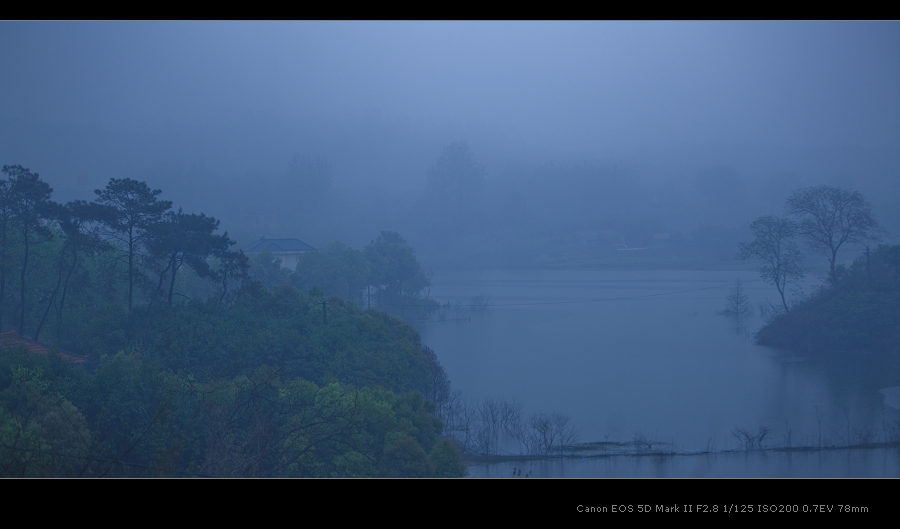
0, 165, 464, 477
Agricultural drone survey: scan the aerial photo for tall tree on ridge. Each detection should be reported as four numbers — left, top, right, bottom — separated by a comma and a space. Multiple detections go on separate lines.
33, 200, 111, 342
95, 178, 172, 311
3, 165, 55, 334
0, 176, 12, 332
147, 209, 230, 306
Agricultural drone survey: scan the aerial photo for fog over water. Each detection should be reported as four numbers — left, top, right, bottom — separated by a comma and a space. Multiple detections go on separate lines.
2, 21, 898, 477
422, 268, 900, 475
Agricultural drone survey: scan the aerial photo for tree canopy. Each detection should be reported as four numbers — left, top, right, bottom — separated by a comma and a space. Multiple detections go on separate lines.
147, 209, 231, 306
293, 242, 369, 305
364, 231, 431, 315
0, 164, 465, 477
785, 185, 880, 273
2, 165, 55, 334
95, 178, 173, 311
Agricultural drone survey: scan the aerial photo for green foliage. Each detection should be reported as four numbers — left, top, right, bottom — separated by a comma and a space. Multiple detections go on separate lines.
146, 209, 230, 306
0, 164, 460, 477
380, 433, 432, 477
75, 281, 441, 396
294, 242, 369, 305
247, 250, 293, 290
429, 437, 467, 477
214, 248, 249, 303
0, 351, 92, 477
364, 231, 437, 319
192, 373, 449, 477
75, 351, 201, 476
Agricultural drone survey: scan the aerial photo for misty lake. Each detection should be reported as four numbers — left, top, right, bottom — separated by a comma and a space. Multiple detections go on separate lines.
419, 268, 900, 477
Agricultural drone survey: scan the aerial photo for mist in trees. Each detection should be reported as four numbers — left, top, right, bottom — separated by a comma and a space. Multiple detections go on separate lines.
94, 178, 173, 311
422, 141, 487, 237
0, 169, 469, 477
2, 21, 899, 478
293, 242, 368, 304
0, 170, 246, 344
3, 165, 54, 335
739, 185, 882, 314
721, 278, 750, 317
738, 216, 805, 313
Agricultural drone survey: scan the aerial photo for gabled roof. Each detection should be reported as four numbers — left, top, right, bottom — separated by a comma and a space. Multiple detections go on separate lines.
241, 238, 317, 253
0, 329, 88, 364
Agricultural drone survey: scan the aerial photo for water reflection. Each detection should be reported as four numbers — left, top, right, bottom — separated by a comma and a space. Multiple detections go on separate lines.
420, 268, 900, 477
467, 447, 900, 478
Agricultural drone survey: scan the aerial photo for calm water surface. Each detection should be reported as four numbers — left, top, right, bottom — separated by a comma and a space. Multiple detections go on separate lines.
419, 268, 900, 477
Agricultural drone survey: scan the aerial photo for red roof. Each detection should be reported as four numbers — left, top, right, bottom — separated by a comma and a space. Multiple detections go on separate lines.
0, 329, 88, 364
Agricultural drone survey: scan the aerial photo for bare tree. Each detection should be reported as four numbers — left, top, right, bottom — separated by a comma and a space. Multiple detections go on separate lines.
525, 412, 577, 455
732, 426, 769, 450
785, 185, 880, 274
738, 216, 804, 313
721, 278, 750, 317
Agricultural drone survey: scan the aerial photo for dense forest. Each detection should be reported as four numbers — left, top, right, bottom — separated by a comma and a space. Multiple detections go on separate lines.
0, 164, 465, 477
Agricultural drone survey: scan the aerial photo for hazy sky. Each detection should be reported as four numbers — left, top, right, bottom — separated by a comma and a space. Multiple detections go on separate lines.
2, 21, 898, 160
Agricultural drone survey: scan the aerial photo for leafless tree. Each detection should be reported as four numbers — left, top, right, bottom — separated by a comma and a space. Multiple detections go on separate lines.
525, 411, 577, 455
738, 216, 804, 313
785, 185, 880, 273
722, 278, 750, 317
732, 426, 769, 450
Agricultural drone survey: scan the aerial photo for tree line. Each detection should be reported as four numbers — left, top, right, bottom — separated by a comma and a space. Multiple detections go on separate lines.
1, 165, 250, 344
738, 184, 898, 354
252, 231, 438, 322
0, 163, 467, 477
